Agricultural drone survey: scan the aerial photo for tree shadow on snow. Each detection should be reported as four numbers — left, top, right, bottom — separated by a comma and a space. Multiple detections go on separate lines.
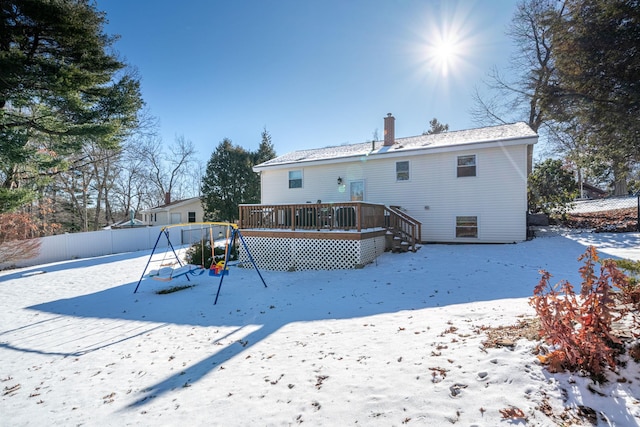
0, 250, 151, 282
5, 232, 633, 408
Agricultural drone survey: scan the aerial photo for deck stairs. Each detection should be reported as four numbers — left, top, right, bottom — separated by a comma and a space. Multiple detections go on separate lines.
384, 206, 422, 252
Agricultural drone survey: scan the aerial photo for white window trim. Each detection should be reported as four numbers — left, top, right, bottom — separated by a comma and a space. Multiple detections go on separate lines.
288, 170, 303, 189
396, 160, 410, 182
456, 154, 477, 178
454, 215, 479, 239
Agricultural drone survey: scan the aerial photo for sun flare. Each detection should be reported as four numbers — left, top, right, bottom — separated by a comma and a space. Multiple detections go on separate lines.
427, 35, 462, 77
411, 2, 477, 81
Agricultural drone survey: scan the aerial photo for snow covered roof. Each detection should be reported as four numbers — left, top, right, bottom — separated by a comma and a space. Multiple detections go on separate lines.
105, 218, 147, 229
255, 122, 537, 170
141, 196, 201, 213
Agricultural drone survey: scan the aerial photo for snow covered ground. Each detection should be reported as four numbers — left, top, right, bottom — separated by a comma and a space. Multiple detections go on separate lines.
570, 196, 638, 214
1, 228, 639, 426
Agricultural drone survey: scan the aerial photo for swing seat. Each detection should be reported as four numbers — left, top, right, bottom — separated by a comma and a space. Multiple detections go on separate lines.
209, 268, 229, 277
209, 262, 229, 277
209, 266, 229, 276
149, 264, 203, 281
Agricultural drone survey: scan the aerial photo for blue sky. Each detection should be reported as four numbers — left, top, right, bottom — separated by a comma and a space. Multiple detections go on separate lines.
99, 1, 519, 157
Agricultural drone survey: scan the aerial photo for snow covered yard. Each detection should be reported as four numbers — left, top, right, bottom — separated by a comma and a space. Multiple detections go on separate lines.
1, 228, 639, 426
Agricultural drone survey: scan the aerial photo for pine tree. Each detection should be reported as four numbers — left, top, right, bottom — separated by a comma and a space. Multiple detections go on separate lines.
201, 139, 253, 222
201, 130, 277, 222
245, 128, 276, 203
423, 118, 449, 135
528, 158, 578, 215
0, 0, 143, 212
254, 128, 277, 164
551, 0, 640, 194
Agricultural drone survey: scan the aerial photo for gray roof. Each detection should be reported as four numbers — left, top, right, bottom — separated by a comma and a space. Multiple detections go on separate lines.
142, 196, 201, 212
255, 122, 536, 169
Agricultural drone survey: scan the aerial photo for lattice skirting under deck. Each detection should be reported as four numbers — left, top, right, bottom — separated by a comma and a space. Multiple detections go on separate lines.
238, 234, 386, 271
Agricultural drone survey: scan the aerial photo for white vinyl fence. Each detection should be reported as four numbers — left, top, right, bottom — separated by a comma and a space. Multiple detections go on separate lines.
0, 225, 227, 270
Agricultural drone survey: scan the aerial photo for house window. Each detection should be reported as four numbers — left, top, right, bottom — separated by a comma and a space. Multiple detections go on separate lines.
456, 216, 478, 238
188, 211, 196, 223
288, 170, 302, 188
350, 180, 364, 201
457, 155, 476, 177
396, 161, 409, 181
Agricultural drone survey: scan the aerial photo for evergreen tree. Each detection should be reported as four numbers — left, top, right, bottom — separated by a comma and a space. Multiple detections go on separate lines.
423, 118, 449, 135
201, 130, 276, 222
551, 0, 640, 195
528, 158, 578, 215
474, 0, 639, 194
245, 128, 276, 203
0, 0, 143, 212
201, 139, 253, 222
254, 128, 277, 164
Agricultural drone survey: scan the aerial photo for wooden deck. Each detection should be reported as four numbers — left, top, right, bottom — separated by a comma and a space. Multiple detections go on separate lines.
238, 202, 421, 252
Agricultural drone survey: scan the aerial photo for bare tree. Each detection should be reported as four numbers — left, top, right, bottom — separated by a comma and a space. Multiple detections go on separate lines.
471, 0, 563, 134
134, 134, 199, 206
112, 139, 154, 221
56, 152, 95, 232
88, 143, 123, 228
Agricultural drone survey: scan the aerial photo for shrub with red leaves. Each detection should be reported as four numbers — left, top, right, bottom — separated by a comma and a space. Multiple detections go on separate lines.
530, 246, 630, 380
0, 201, 60, 266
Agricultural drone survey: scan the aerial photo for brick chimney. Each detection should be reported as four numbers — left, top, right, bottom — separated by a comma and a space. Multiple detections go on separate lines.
164, 192, 171, 205
383, 113, 395, 146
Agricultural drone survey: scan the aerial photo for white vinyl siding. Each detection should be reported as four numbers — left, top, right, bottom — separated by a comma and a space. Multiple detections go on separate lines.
142, 198, 204, 227
170, 213, 182, 224
259, 144, 529, 243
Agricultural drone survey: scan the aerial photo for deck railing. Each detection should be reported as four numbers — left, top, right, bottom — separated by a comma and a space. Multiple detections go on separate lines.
385, 206, 422, 252
239, 202, 422, 250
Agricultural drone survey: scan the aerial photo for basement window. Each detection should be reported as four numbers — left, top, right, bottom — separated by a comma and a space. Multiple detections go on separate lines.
456, 216, 478, 238
396, 161, 409, 181
288, 170, 302, 188
457, 155, 476, 177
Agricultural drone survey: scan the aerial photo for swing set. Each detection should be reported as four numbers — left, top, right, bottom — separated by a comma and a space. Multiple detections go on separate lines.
134, 222, 267, 304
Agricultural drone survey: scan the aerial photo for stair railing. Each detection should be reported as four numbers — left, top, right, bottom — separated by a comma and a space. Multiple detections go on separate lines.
384, 206, 422, 252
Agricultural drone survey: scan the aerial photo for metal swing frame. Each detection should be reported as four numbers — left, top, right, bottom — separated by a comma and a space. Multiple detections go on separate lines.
134, 222, 267, 304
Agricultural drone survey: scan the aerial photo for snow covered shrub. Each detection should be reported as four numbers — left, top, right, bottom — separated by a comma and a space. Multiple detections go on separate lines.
185, 238, 238, 268
185, 238, 213, 268
530, 246, 630, 380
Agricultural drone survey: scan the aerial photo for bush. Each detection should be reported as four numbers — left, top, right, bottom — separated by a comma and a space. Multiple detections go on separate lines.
614, 259, 640, 287
530, 246, 632, 380
528, 158, 578, 216
0, 202, 60, 266
184, 238, 238, 269
610, 258, 640, 332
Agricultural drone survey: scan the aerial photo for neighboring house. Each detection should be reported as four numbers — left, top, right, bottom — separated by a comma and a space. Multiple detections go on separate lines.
580, 182, 608, 199
140, 194, 204, 226
107, 218, 147, 229
253, 114, 538, 244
